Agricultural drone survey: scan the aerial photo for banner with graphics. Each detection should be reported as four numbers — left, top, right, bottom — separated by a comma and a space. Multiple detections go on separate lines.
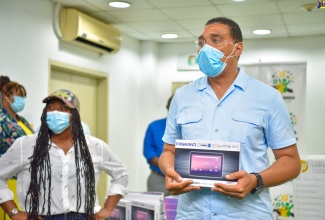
240, 63, 306, 220
240, 63, 306, 154
293, 157, 325, 220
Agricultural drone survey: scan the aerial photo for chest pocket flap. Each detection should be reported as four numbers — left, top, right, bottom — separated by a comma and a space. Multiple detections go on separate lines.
177, 112, 203, 125
232, 110, 264, 126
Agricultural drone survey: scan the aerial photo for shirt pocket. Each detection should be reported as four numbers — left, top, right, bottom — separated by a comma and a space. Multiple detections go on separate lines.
176, 112, 203, 139
231, 110, 265, 144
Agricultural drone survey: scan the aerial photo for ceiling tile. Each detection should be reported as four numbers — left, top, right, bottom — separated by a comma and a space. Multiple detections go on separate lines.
287, 23, 325, 36
242, 25, 289, 39
146, 0, 213, 8
48, 0, 325, 43
127, 21, 182, 32
83, 0, 155, 11
107, 9, 170, 22
284, 11, 325, 24
161, 6, 222, 20
210, 0, 273, 3
231, 14, 285, 28
277, 0, 318, 13
52, 0, 99, 12
216, 2, 279, 16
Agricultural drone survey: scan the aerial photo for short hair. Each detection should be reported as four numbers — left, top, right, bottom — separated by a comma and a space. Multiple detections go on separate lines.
205, 17, 243, 43
0, 75, 27, 97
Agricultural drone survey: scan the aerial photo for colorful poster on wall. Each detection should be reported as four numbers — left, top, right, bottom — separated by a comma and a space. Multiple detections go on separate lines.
240, 63, 307, 220
240, 62, 306, 154
293, 157, 325, 220
177, 53, 199, 71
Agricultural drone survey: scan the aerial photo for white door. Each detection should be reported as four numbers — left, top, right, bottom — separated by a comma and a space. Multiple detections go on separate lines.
49, 61, 109, 206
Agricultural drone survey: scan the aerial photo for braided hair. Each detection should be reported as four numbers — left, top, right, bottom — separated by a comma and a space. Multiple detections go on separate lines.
25, 105, 96, 219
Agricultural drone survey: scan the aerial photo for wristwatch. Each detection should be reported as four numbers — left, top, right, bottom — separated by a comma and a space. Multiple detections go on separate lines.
9, 207, 19, 218
250, 172, 264, 195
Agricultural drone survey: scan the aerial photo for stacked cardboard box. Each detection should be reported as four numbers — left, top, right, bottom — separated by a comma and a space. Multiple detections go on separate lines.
164, 196, 178, 220
107, 198, 131, 220
107, 191, 166, 220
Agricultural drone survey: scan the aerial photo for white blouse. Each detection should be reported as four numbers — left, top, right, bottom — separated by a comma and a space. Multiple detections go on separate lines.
0, 134, 128, 215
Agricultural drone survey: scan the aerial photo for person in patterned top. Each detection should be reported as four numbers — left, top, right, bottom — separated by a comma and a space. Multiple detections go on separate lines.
0, 75, 34, 220
0, 75, 34, 156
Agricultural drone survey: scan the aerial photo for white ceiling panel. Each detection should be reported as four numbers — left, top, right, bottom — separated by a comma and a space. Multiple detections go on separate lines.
216, 2, 279, 16
161, 6, 223, 20
233, 14, 285, 28
108, 9, 170, 22
85, 0, 155, 11
49, 0, 325, 43
277, 0, 318, 13
287, 23, 325, 36
147, 0, 213, 8
210, 0, 274, 4
127, 21, 183, 32
284, 11, 325, 24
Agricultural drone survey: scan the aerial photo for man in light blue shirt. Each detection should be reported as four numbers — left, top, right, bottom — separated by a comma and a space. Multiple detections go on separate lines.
159, 17, 301, 220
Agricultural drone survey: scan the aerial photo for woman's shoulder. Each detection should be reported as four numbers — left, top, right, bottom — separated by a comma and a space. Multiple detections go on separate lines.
85, 135, 107, 146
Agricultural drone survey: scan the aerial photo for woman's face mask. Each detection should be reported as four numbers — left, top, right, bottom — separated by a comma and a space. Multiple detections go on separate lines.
196, 44, 237, 77
46, 111, 71, 134
6, 95, 25, 112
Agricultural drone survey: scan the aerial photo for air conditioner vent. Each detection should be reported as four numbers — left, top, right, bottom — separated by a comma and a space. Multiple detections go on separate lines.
59, 8, 121, 54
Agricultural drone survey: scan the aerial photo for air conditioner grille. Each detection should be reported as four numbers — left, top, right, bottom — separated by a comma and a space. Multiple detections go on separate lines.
76, 37, 114, 53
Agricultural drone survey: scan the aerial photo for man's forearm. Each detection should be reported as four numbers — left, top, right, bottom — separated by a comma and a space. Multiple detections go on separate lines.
261, 145, 300, 187
159, 151, 175, 175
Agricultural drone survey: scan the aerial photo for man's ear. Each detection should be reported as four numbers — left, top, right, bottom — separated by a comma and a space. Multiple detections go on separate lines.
234, 42, 243, 58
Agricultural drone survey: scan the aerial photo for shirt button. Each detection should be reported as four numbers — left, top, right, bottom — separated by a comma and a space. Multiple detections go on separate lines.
215, 129, 218, 132
213, 213, 217, 216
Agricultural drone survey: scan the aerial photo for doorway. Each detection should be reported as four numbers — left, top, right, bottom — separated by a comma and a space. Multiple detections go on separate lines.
49, 60, 109, 206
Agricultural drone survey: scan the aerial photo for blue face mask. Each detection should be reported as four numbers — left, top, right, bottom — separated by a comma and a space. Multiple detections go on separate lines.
196, 44, 236, 77
46, 111, 71, 134
9, 96, 25, 113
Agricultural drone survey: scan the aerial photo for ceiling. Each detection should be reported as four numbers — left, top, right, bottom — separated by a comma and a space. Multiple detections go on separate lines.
50, 0, 325, 43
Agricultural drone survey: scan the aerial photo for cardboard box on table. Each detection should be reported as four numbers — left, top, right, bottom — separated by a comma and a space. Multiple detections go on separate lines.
164, 195, 178, 220
174, 139, 241, 187
131, 200, 165, 220
107, 198, 131, 220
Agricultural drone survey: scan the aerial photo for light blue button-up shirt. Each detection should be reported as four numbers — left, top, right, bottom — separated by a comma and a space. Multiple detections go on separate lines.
162, 68, 296, 220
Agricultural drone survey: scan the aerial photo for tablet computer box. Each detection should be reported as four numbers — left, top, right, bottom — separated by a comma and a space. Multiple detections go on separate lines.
125, 191, 164, 203
107, 198, 131, 220
131, 200, 163, 220
174, 139, 240, 187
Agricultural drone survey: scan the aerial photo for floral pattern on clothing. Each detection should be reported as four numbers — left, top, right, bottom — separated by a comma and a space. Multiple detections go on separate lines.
0, 107, 34, 156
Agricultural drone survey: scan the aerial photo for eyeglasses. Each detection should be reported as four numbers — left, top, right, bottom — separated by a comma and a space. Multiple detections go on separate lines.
195, 38, 233, 49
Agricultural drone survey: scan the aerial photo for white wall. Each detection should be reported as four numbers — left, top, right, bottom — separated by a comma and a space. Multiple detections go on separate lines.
1, 0, 324, 196
0, 0, 144, 192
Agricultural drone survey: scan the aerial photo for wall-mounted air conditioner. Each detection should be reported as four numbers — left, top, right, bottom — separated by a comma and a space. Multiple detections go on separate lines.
59, 8, 121, 54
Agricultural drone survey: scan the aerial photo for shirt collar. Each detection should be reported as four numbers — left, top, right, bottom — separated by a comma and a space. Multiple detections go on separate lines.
195, 67, 250, 92
233, 67, 249, 92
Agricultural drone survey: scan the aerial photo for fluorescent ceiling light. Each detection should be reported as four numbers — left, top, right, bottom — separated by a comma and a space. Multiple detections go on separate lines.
253, 29, 271, 35
108, 1, 130, 8
233, 0, 245, 2
161, 34, 178, 39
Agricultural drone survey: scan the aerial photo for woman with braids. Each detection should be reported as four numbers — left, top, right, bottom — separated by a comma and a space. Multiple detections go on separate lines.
0, 75, 34, 219
0, 89, 129, 220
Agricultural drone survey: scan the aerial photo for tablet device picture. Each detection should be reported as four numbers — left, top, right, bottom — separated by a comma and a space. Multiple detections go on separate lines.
109, 208, 120, 220
189, 151, 223, 178
136, 210, 148, 220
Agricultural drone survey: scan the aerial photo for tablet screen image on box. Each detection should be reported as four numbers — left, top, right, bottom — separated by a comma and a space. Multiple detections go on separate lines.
109, 208, 120, 220
174, 139, 241, 187
136, 210, 148, 220
189, 151, 223, 178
